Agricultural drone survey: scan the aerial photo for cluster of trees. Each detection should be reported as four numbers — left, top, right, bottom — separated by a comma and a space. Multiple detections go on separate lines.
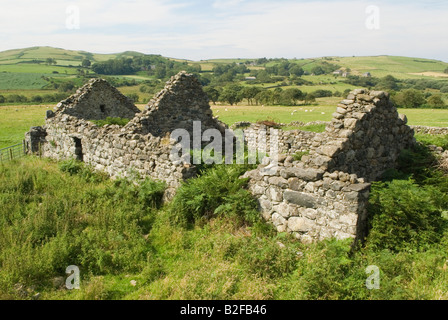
265, 61, 304, 77
203, 85, 321, 106
0, 92, 69, 104
345, 74, 448, 95
91, 56, 200, 78
309, 61, 340, 75
392, 89, 446, 108
45, 58, 57, 65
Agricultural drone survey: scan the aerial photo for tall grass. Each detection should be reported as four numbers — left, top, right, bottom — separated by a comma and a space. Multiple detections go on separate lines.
0, 152, 447, 300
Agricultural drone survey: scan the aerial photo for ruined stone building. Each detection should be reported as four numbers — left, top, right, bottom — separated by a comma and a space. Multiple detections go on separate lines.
26, 72, 227, 198
26, 71, 416, 244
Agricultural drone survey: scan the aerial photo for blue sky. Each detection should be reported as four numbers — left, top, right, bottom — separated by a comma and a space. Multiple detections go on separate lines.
0, 0, 447, 61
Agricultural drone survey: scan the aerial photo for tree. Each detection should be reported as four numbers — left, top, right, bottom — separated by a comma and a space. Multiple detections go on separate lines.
46, 58, 57, 65
280, 88, 303, 106
377, 75, 399, 91
289, 65, 304, 77
58, 81, 75, 93
343, 88, 351, 98
427, 94, 445, 108
393, 89, 426, 108
203, 86, 220, 105
333, 91, 342, 97
240, 86, 261, 105
126, 93, 139, 103
155, 64, 167, 79
444, 67, 448, 74
311, 66, 325, 75
82, 59, 91, 68
271, 87, 283, 105
304, 93, 316, 104
0, 95, 5, 103
219, 84, 243, 105
255, 90, 273, 105
31, 95, 43, 103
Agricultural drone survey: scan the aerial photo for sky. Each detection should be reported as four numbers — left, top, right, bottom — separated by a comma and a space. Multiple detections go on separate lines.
0, 0, 447, 61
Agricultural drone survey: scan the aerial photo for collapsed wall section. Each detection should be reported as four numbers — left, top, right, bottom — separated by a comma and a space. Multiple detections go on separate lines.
243, 89, 415, 243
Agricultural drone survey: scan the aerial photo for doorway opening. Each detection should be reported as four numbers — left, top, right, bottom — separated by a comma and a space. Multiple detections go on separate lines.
73, 137, 83, 162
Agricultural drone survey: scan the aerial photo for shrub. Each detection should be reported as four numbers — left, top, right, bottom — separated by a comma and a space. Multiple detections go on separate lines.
31, 95, 43, 103
311, 89, 333, 98
415, 134, 448, 150
367, 178, 446, 251
126, 93, 139, 103
170, 164, 258, 226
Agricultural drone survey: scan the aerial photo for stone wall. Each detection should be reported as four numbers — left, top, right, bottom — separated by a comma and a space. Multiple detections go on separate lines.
53, 78, 141, 120
26, 72, 227, 199
410, 125, 448, 136
242, 123, 319, 155
243, 89, 415, 243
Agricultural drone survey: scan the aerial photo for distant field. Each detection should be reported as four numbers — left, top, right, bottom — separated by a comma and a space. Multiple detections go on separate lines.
397, 108, 448, 127
0, 73, 49, 90
0, 105, 48, 148
211, 97, 339, 125
1, 100, 448, 149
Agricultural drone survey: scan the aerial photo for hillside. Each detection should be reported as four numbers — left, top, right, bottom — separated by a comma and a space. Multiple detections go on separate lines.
1, 47, 447, 83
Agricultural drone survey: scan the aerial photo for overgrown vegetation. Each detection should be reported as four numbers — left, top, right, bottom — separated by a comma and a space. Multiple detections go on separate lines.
0, 144, 447, 300
415, 133, 448, 150
91, 117, 130, 127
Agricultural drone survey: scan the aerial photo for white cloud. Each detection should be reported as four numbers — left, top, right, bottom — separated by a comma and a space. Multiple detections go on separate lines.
0, 0, 447, 61
212, 0, 245, 9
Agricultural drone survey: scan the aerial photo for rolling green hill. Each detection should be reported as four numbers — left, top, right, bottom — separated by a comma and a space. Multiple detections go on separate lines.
0, 46, 447, 116
1, 47, 447, 81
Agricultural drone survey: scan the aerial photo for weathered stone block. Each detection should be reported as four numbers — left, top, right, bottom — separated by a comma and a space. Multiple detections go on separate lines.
283, 190, 316, 208
288, 217, 313, 232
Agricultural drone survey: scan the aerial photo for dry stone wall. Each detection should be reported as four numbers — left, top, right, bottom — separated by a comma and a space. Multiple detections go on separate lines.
243, 89, 415, 243
242, 123, 320, 155
410, 125, 448, 136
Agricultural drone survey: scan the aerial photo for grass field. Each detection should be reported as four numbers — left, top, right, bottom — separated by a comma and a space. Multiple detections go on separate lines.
2, 99, 448, 149
0, 105, 47, 148
0, 73, 49, 90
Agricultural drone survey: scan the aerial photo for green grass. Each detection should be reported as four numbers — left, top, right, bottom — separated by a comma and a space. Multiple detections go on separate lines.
0, 157, 447, 300
0, 89, 59, 99
398, 108, 448, 127
415, 133, 448, 149
211, 98, 337, 126
2, 100, 448, 149
91, 117, 131, 127
282, 124, 327, 133
0, 105, 47, 148
0, 73, 49, 90
331, 55, 448, 79
0, 64, 79, 75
